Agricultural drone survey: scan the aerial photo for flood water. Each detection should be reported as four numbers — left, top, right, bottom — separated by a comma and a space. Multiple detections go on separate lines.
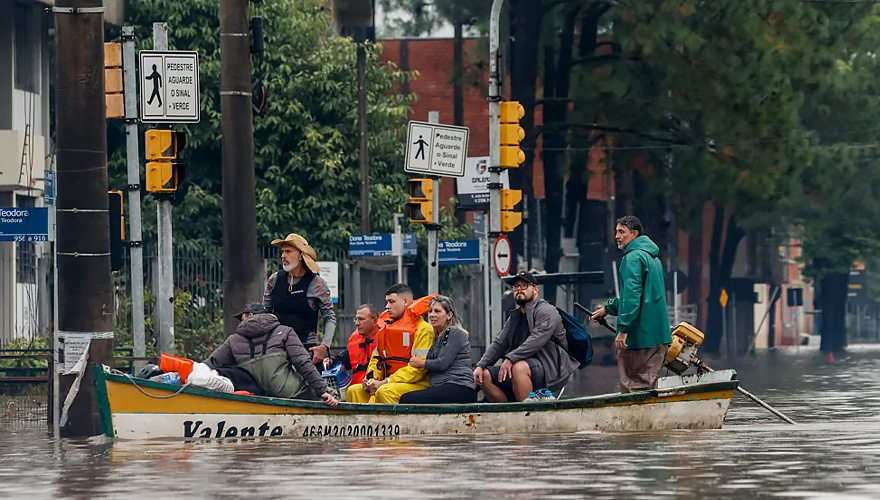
2, 346, 879, 499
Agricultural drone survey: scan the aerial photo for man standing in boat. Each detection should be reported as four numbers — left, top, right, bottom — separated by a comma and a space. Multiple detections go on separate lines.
591, 216, 672, 393
474, 271, 577, 402
346, 284, 435, 403
263, 233, 337, 366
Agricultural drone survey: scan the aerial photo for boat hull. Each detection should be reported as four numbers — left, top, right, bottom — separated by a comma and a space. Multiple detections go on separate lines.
94, 367, 737, 441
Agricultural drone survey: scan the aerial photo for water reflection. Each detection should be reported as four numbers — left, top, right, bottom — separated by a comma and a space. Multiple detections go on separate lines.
1, 347, 879, 499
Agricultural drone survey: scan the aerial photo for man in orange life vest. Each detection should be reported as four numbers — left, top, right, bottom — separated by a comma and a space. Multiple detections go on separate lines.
323, 303, 381, 386
346, 284, 435, 404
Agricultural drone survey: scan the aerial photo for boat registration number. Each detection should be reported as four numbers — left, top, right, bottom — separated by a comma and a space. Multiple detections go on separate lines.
302, 424, 401, 438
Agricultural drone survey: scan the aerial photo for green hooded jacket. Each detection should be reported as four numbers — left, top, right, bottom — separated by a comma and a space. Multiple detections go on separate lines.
604, 235, 672, 349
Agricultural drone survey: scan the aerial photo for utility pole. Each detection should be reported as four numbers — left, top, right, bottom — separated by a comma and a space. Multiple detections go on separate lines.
54, 0, 114, 437
427, 111, 440, 295
488, 0, 505, 338
219, 0, 261, 336
394, 213, 404, 283
122, 26, 146, 367
357, 28, 370, 235
153, 23, 175, 354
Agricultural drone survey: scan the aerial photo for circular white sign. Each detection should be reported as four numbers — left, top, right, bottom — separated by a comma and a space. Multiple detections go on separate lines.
494, 235, 512, 277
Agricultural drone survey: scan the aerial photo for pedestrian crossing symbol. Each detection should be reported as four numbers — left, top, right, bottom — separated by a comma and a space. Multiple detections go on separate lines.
139, 50, 200, 124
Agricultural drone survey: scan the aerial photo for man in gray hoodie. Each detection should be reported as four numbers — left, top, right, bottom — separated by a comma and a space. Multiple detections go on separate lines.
474, 272, 578, 402
205, 303, 339, 406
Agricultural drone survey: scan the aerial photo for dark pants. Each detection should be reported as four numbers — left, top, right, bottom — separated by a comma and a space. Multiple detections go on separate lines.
486, 358, 546, 402
618, 344, 668, 393
399, 383, 476, 404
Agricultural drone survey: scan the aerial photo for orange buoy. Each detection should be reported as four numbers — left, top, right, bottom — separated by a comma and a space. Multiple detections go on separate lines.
828, 352, 835, 363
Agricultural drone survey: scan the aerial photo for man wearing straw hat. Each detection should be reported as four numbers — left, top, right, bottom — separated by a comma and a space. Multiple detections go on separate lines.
264, 233, 337, 366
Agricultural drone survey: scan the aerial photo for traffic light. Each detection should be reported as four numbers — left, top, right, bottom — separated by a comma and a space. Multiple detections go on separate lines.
145, 130, 186, 193
104, 43, 124, 119
406, 178, 434, 223
499, 101, 526, 168
500, 189, 523, 232
108, 191, 125, 271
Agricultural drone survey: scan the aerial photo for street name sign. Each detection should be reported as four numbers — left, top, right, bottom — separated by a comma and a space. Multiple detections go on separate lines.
404, 121, 470, 177
0, 207, 49, 242
438, 240, 481, 266
349, 233, 417, 258
139, 50, 200, 123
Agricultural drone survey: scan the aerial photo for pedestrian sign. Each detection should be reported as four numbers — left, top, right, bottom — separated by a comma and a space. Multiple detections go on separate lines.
139, 50, 200, 123
404, 121, 469, 178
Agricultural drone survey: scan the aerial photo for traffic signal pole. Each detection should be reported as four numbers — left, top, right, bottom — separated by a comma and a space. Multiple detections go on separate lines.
121, 26, 147, 368
488, 0, 504, 339
152, 23, 175, 355
428, 111, 440, 295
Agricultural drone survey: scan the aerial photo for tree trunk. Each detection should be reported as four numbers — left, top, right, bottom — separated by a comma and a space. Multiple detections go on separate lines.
818, 270, 849, 352
509, 0, 543, 269
704, 209, 745, 353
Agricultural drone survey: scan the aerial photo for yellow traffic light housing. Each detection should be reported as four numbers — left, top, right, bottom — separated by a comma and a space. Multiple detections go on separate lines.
500, 211, 523, 233
500, 189, 522, 210
146, 161, 178, 193
104, 43, 124, 119
499, 101, 526, 168
145, 130, 186, 161
406, 178, 434, 223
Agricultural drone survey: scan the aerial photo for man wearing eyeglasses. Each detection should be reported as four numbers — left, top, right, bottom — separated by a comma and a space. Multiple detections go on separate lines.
323, 304, 381, 386
474, 271, 577, 402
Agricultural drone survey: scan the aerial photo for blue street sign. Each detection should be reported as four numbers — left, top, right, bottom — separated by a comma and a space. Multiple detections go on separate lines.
44, 170, 56, 206
439, 239, 481, 266
349, 233, 417, 258
0, 207, 49, 242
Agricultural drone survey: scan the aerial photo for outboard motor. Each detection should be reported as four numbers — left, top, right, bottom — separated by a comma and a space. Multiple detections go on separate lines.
665, 322, 711, 375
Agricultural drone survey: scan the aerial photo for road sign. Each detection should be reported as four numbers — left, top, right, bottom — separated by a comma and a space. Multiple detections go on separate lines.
493, 235, 512, 277
0, 207, 49, 242
44, 170, 55, 206
404, 121, 469, 177
317, 261, 340, 304
456, 156, 510, 210
439, 240, 481, 266
349, 233, 417, 258
139, 50, 200, 123
719, 288, 729, 309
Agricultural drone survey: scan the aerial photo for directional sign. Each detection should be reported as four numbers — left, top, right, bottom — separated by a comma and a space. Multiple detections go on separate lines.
719, 288, 729, 309
439, 240, 481, 266
404, 121, 470, 178
0, 207, 49, 242
139, 50, 200, 123
349, 233, 417, 258
456, 156, 510, 210
493, 235, 512, 277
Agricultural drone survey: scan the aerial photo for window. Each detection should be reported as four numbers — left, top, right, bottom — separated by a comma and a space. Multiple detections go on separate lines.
14, 3, 39, 93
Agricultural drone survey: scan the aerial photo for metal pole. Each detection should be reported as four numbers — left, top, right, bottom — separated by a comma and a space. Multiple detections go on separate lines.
121, 26, 146, 368
357, 39, 370, 234
488, 0, 504, 338
673, 271, 680, 325
54, 0, 114, 437
153, 23, 175, 354
732, 292, 738, 356
427, 111, 440, 295
482, 220, 491, 348
219, 1, 261, 336
52, 192, 59, 438
394, 213, 403, 283
722, 303, 728, 356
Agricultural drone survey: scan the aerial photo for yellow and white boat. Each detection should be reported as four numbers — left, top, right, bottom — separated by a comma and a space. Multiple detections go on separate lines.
94, 366, 739, 440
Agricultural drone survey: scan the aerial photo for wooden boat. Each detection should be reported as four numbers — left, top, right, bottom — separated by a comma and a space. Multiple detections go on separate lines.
93, 366, 738, 440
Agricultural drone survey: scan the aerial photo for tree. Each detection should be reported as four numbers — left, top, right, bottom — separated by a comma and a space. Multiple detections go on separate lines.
112, 0, 415, 255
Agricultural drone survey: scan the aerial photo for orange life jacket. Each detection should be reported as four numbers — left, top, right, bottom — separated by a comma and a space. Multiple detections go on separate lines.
346, 330, 376, 386
375, 294, 437, 377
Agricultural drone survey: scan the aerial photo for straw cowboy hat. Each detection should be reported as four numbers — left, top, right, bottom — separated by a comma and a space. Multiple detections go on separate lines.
270, 233, 320, 274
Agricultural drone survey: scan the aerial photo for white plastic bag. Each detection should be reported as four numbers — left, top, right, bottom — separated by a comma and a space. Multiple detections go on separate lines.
188, 362, 235, 393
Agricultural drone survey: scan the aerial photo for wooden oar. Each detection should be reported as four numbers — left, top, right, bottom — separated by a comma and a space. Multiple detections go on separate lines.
572, 302, 797, 425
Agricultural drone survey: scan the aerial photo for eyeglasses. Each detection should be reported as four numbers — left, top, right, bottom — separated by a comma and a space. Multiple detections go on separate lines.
512, 283, 532, 291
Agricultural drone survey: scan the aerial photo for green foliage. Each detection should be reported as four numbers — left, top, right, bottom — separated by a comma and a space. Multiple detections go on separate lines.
113, 0, 414, 255
0, 336, 49, 370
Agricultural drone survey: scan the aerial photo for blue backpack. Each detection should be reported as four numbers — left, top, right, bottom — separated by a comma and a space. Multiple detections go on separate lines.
541, 301, 593, 369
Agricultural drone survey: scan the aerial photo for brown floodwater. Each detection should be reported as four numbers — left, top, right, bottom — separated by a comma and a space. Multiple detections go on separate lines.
1, 345, 879, 499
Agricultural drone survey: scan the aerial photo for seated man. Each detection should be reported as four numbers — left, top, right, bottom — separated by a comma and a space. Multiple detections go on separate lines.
473, 272, 577, 402
204, 302, 339, 406
323, 303, 381, 386
346, 284, 435, 404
